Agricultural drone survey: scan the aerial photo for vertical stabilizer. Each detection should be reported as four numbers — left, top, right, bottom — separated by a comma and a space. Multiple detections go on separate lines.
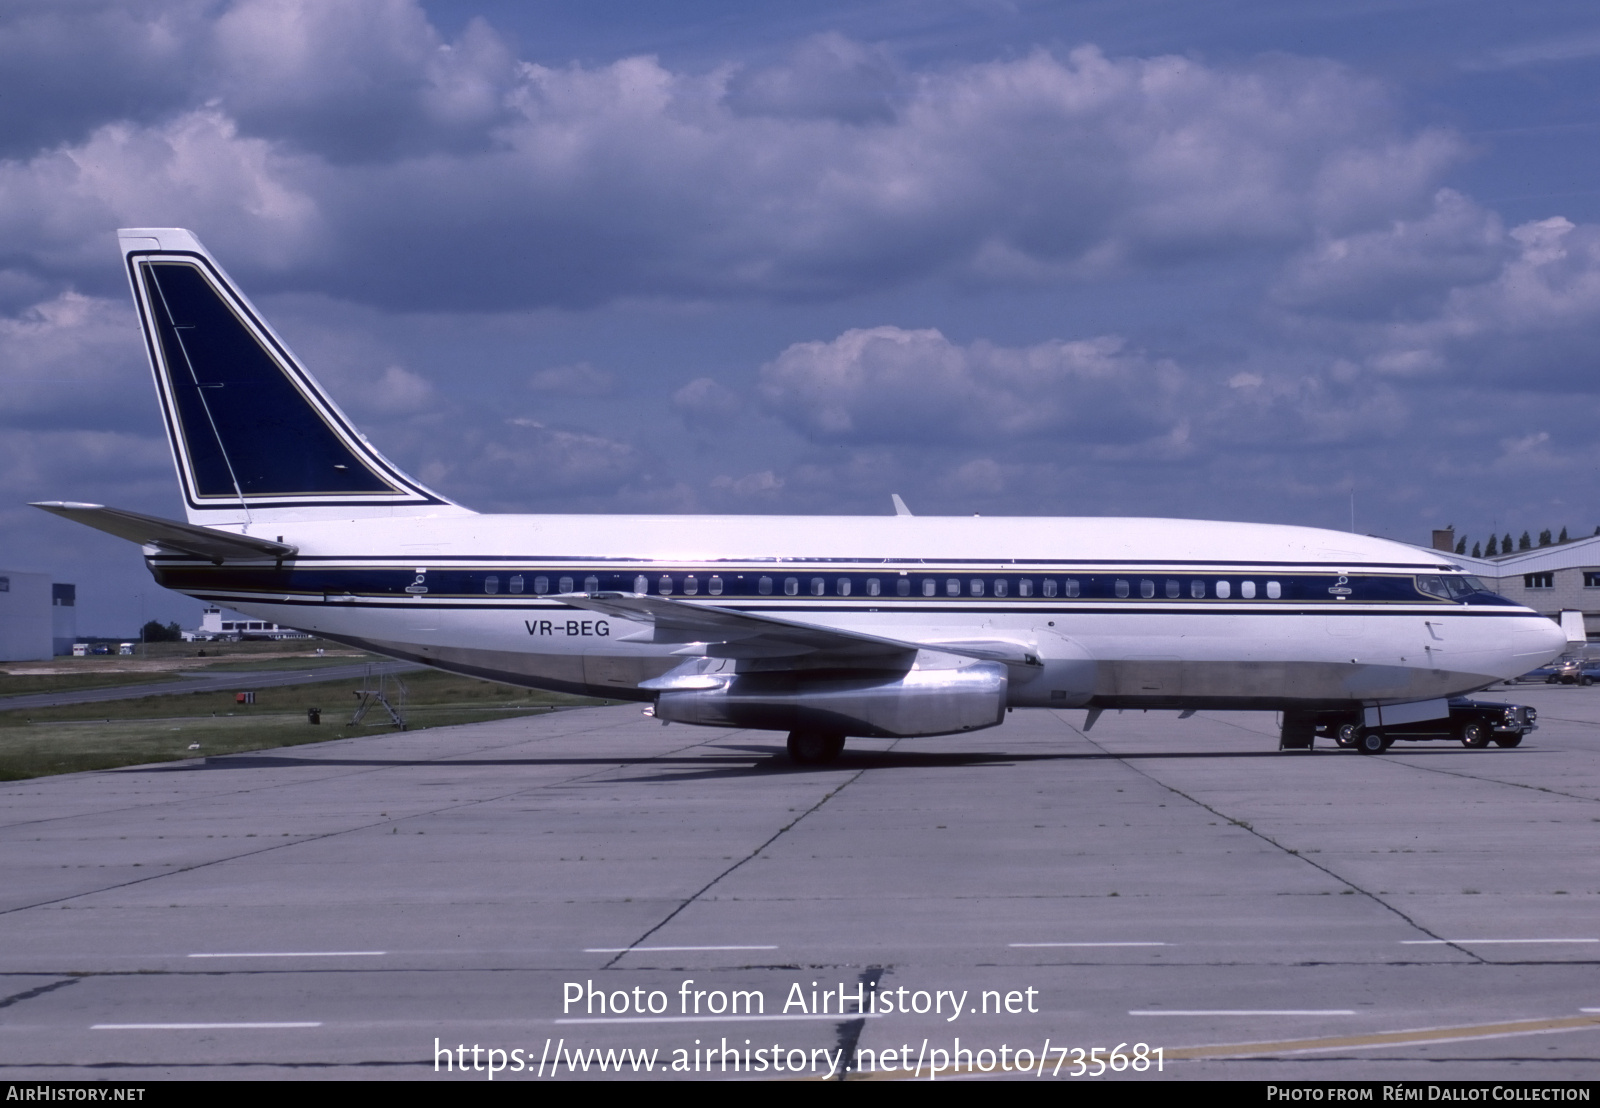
1559, 609, 1587, 654
119, 228, 465, 524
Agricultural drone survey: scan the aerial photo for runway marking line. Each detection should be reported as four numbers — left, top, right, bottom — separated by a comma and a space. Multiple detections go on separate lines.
93, 1022, 322, 1030
1131, 1009, 1354, 1016
1164, 1012, 1600, 1060
1011, 942, 1166, 948
556, 1013, 883, 1025
188, 951, 386, 958
584, 945, 778, 953
841, 1013, 1600, 1079
1401, 938, 1597, 945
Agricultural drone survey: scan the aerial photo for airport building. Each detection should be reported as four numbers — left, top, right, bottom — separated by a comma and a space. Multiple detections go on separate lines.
1428, 528, 1600, 640
192, 606, 311, 641
0, 571, 76, 661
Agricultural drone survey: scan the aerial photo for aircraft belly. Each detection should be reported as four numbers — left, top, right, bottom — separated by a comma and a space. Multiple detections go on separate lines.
187, 599, 1549, 713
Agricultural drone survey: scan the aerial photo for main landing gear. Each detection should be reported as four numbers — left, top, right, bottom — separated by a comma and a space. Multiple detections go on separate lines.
1355, 729, 1390, 755
786, 730, 846, 765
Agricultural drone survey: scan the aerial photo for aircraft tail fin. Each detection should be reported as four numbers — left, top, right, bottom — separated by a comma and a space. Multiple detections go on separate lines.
1559, 609, 1588, 655
118, 228, 467, 524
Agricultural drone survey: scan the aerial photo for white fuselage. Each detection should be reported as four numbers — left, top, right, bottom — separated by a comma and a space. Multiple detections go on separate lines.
145, 512, 1567, 715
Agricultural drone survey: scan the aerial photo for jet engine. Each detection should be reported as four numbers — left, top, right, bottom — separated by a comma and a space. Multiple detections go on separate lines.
653, 659, 1007, 738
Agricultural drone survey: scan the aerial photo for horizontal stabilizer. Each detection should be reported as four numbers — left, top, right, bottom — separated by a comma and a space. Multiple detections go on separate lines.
31, 502, 296, 564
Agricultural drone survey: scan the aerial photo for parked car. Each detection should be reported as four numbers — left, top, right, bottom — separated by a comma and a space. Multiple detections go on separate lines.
1317, 698, 1536, 754
1516, 663, 1559, 683
1547, 658, 1583, 684
1548, 658, 1600, 685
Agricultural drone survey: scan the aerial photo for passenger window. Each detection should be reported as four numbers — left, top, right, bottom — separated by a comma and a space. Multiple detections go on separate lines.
947, 578, 960, 597
1018, 579, 1033, 597
633, 575, 649, 593
708, 575, 723, 595
528, 576, 542, 594
658, 575, 673, 595
970, 579, 984, 597
994, 579, 1008, 597
1042, 579, 1058, 597
785, 577, 799, 596
1115, 579, 1130, 598
922, 579, 936, 597
484, 575, 499, 595
1165, 579, 1180, 598
1241, 581, 1256, 599
1064, 579, 1080, 598
897, 578, 911, 596
1190, 580, 1205, 598
837, 578, 851, 596
510, 575, 525, 595
811, 577, 826, 596
584, 575, 599, 592
759, 576, 773, 595
1216, 580, 1231, 599
558, 576, 574, 593
867, 578, 881, 596
683, 575, 698, 595
1266, 580, 1281, 599
1140, 579, 1155, 599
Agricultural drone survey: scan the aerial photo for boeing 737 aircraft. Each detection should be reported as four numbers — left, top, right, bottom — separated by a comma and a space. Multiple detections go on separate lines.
33, 229, 1568, 762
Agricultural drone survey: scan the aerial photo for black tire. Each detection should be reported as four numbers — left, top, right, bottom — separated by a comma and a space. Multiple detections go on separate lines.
1334, 721, 1360, 749
1494, 733, 1524, 748
1356, 729, 1387, 754
787, 730, 846, 765
1582, 676, 1593, 687
1458, 720, 1491, 748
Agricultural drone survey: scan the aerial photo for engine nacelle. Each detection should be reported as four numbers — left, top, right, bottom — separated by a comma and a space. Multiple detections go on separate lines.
655, 660, 1007, 738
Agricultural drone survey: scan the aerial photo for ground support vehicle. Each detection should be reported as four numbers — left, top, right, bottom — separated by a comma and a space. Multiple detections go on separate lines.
1310, 698, 1536, 754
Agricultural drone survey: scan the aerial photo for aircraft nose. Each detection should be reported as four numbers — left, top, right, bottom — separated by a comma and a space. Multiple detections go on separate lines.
1515, 615, 1570, 668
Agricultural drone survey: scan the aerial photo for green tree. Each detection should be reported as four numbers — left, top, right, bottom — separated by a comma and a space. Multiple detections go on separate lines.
1484, 535, 1498, 556
1539, 529, 1552, 547
1518, 531, 1532, 551
1559, 527, 1569, 543
1471, 541, 1481, 558
1455, 537, 1466, 554
1503, 533, 1513, 552
140, 620, 182, 643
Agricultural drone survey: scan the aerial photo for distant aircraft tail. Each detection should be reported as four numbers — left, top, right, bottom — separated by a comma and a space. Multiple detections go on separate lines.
118, 228, 466, 525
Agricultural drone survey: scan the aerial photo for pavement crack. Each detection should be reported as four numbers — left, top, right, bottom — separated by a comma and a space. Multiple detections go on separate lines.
604, 764, 870, 968
832, 966, 884, 1081
1055, 712, 1484, 964
0, 976, 79, 1010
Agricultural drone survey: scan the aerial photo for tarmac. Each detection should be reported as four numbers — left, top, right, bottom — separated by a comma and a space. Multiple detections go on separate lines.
0, 683, 1596, 1082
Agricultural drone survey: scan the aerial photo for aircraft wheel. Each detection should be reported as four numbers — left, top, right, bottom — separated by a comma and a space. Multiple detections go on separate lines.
787, 731, 846, 765
1356, 729, 1387, 755
1334, 721, 1359, 749
1458, 720, 1491, 748
1493, 733, 1523, 748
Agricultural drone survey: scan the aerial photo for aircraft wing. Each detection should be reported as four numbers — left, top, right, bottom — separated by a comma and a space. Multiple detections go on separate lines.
559, 592, 1040, 669
30, 502, 298, 564
558, 592, 919, 661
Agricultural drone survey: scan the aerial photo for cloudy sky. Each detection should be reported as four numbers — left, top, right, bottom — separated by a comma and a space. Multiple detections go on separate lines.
4, 0, 1600, 633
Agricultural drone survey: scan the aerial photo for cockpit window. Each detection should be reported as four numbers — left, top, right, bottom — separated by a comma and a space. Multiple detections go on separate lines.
1416, 575, 1488, 600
